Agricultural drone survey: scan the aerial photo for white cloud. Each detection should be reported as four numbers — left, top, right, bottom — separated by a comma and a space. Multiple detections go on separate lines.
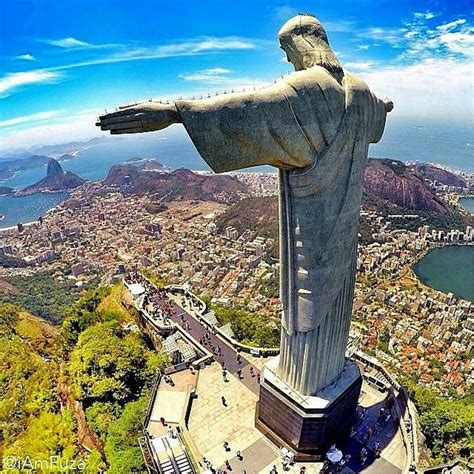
400, 14, 473, 60
0, 110, 58, 128
1, 37, 257, 98
0, 70, 60, 98
49, 37, 256, 70
359, 58, 473, 121
436, 19, 466, 33
16, 53, 35, 61
0, 110, 103, 151
343, 61, 374, 71
439, 32, 474, 56
357, 27, 402, 47
414, 11, 436, 20
179, 67, 231, 82
46, 37, 93, 48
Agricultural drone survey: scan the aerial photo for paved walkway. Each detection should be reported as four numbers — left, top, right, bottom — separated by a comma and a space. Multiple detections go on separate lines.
167, 292, 261, 395
134, 278, 406, 473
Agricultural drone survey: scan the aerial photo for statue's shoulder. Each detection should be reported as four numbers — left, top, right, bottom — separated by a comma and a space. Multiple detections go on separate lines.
343, 72, 372, 94
285, 66, 343, 93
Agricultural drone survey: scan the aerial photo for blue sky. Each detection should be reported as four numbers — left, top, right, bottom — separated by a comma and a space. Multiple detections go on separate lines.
0, 0, 473, 151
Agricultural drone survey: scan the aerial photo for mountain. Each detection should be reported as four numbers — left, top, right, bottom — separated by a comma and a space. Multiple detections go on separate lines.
124, 157, 166, 171
364, 159, 449, 213
104, 165, 250, 204
409, 163, 467, 188
0, 154, 51, 174
216, 159, 467, 249
16, 159, 85, 196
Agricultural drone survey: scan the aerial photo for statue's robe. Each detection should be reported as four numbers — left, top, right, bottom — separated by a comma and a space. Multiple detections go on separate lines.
176, 66, 387, 395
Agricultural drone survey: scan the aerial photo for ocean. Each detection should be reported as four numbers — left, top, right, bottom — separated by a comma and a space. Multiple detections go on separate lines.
0, 117, 472, 227
0, 192, 68, 228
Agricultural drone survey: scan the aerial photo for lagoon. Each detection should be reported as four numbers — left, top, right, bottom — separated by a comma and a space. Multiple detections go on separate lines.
413, 246, 474, 303
459, 197, 474, 215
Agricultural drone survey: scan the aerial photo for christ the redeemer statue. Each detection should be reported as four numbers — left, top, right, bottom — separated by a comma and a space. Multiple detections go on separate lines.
98, 15, 392, 398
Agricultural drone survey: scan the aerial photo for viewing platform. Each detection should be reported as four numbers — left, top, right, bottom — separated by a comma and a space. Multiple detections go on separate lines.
125, 273, 415, 473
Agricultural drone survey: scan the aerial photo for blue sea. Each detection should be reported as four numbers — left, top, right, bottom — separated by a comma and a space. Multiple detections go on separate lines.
0, 117, 472, 227
0, 192, 68, 228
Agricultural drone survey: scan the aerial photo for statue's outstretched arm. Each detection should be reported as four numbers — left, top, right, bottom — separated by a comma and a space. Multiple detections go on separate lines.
96, 101, 181, 135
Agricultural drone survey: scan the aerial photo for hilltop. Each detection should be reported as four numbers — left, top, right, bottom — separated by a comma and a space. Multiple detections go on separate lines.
16, 159, 85, 196
364, 159, 449, 213
104, 165, 250, 204
409, 163, 468, 188
217, 159, 467, 246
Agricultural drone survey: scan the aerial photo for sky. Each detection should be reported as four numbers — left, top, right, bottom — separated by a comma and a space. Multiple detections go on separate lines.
0, 0, 473, 151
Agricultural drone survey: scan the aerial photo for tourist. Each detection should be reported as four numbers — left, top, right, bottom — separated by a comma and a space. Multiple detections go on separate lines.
374, 421, 382, 434
360, 447, 368, 464
221, 395, 227, 406
236, 450, 242, 460
224, 441, 230, 451
364, 426, 373, 443
375, 441, 382, 457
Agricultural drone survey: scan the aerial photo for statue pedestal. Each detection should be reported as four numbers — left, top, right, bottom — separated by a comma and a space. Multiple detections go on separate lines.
255, 357, 362, 461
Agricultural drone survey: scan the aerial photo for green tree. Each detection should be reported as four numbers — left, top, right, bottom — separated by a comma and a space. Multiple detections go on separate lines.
85, 402, 119, 438
68, 323, 165, 404
61, 287, 112, 346
405, 380, 474, 462
3, 410, 79, 466
105, 396, 148, 474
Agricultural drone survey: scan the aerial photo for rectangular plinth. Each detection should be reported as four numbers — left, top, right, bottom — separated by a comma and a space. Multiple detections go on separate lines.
256, 359, 362, 459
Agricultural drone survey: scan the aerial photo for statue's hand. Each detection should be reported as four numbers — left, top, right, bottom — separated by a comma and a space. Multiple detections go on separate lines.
382, 97, 394, 113
96, 101, 180, 134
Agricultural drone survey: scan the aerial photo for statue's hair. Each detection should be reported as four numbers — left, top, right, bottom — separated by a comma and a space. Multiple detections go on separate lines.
278, 14, 343, 74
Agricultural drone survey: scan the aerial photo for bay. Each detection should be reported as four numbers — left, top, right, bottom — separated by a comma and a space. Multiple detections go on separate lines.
413, 246, 474, 303
0, 192, 68, 229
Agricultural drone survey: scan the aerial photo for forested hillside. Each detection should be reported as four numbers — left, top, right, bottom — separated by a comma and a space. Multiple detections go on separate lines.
0, 284, 169, 472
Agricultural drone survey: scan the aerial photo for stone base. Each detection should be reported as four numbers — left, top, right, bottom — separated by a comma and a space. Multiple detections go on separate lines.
256, 357, 362, 460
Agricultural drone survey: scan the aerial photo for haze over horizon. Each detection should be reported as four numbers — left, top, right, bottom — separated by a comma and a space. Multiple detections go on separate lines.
0, 0, 473, 152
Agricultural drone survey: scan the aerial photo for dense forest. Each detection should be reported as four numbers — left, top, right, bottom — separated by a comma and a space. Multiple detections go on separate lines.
403, 378, 474, 464
0, 284, 169, 472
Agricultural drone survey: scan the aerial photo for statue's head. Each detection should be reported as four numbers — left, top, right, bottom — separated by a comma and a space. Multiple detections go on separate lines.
278, 14, 342, 75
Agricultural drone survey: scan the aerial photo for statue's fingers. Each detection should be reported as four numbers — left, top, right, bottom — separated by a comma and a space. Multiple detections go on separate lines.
100, 113, 141, 127
101, 120, 143, 131
110, 127, 144, 135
